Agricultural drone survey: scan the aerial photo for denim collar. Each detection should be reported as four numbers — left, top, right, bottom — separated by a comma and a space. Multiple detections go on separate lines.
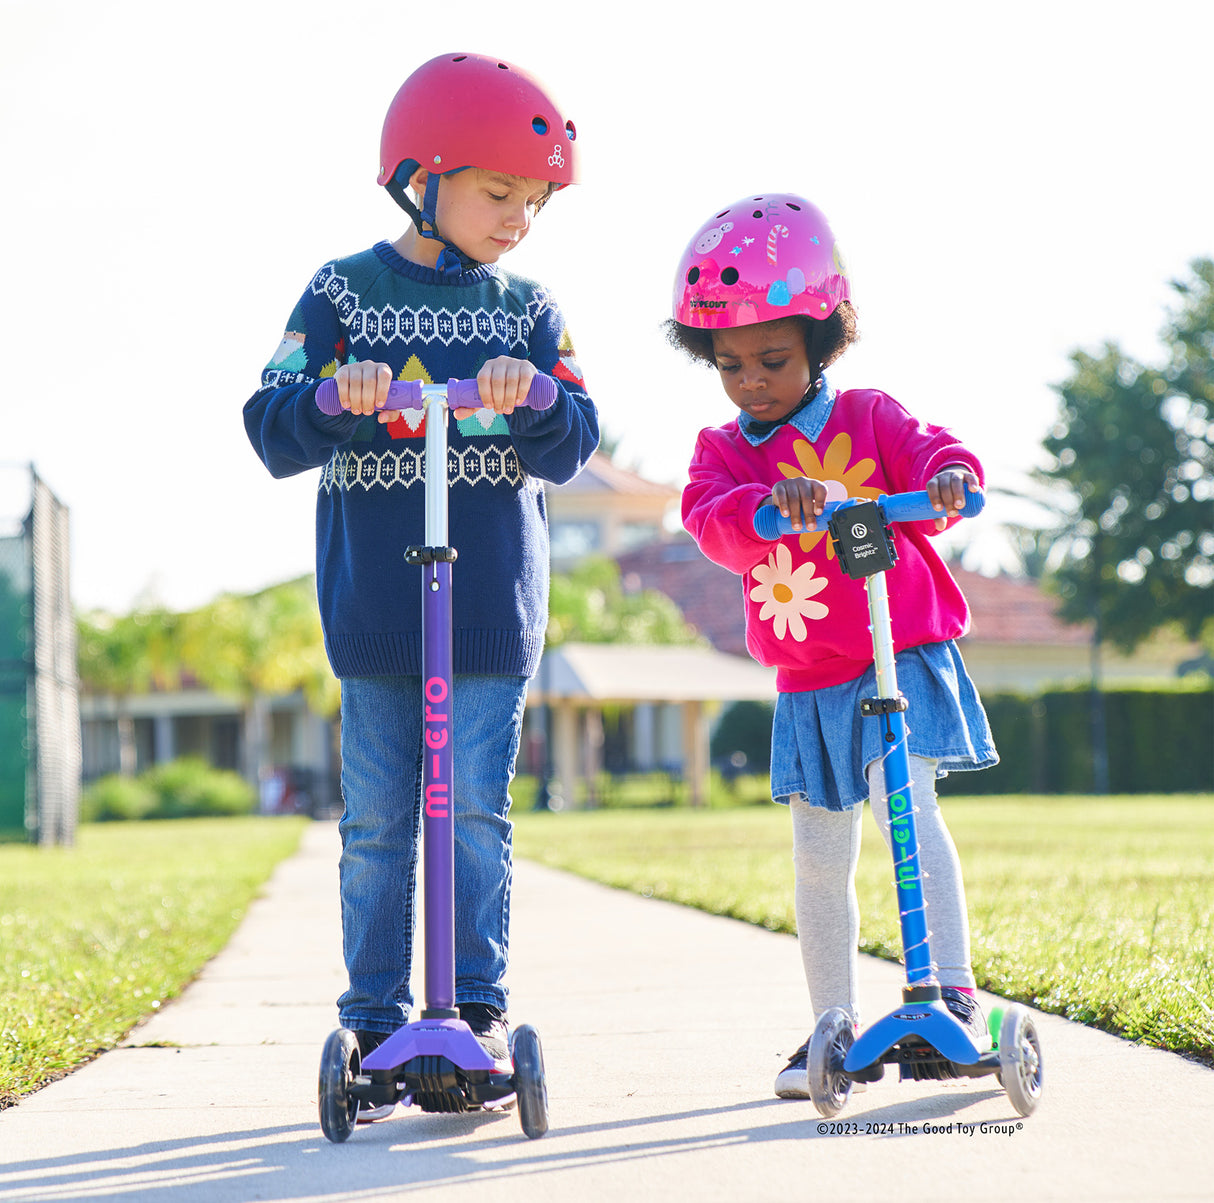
737, 375, 836, 446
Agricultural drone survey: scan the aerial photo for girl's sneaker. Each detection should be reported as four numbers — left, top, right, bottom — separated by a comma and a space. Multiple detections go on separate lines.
774, 1040, 811, 1098
940, 986, 989, 1043
774, 1026, 866, 1099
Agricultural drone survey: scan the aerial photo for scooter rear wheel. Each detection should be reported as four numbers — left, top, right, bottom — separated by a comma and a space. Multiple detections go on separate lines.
808, 1007, 856, 1119
510, 1024, 549, 1139
319, 1027, 360, 1142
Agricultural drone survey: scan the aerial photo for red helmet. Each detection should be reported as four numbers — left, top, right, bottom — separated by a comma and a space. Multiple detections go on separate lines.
378, 53, 579, 191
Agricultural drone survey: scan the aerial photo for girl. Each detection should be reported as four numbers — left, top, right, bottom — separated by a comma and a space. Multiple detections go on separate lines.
667, 194, 997, 1098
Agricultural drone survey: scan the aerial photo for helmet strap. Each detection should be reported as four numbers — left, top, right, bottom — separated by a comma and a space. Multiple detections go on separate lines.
386, 162, 478, 279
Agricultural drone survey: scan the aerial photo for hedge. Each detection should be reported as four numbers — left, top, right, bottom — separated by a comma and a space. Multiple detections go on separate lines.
938, 685, 1214, 796
713, 686, 1213, 797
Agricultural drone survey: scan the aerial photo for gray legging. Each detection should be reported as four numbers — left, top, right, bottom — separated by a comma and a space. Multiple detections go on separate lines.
789, 755, 975, 1026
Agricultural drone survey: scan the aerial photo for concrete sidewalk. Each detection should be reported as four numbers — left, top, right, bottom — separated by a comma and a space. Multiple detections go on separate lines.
2, 819, 1212, 1202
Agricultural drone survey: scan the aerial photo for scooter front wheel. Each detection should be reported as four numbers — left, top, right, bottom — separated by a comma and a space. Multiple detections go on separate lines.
510, 1024, 549, 1139
997, 1004, 1043, 1117
319, 1027, 360, 1142
808, 1007, 856, 1119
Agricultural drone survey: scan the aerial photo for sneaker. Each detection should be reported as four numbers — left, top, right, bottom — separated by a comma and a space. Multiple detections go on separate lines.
775, 1025, 867, 1099
941, 986, 989, 1043
774, 1040, 810, 1099
458, 1002, 510, 1063
354, 1029, 396, 1122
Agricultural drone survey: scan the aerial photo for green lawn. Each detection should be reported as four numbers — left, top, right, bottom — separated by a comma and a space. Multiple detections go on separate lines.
513, 795, 1214, 1064
0, 817, 307, 1105
4, 797, 1210, 1106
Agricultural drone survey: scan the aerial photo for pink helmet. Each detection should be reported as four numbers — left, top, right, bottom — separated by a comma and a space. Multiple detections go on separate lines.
671, 193, 851, 329
378, 53, 579, 191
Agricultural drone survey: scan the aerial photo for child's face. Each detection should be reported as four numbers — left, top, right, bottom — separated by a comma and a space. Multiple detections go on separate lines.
711, 320, 813, 423
434, 168, 549, 264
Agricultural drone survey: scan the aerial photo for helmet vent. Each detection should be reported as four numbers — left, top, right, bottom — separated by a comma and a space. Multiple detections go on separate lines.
786, 202, 802, 211
686, 266, 700, 285
565, 120, 577, 141
532, 116, 549, 135
721, 267, 739, 285
498, 62, 509, 69
715, 210, 730, 219
452, 55, 467, 62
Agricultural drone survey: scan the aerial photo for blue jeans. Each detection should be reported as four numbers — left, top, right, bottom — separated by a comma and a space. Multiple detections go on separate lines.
336, 673, 528, 1033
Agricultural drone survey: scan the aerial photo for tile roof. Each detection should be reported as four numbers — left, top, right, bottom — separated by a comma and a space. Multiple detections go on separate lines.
548, 452, 681, 498
615, 538, 1090, 652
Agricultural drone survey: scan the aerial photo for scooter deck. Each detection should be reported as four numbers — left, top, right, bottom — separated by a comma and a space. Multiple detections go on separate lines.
845, 1000, 999, 1082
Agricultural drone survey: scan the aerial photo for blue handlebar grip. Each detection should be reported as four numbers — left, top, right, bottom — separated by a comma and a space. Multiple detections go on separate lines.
753, 482, 985, 539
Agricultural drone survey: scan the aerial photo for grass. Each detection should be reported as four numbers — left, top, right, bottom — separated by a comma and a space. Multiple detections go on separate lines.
0, 816, 307, 1105
513, 795, 1214, 1065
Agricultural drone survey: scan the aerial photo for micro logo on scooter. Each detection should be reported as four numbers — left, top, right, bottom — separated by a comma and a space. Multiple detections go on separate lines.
888, 791, 918, 891
424, 676, 450, 818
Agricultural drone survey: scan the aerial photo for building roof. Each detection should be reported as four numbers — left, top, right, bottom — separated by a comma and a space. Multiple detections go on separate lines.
531, 642, 775, 703
615, 537, 1092, 651
547, 452, 681, 499
951, 568, 1091, 646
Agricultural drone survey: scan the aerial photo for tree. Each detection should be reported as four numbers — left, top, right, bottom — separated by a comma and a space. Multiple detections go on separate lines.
1038, 258, 1213, 653
177, 577, 339, 785
546, 557, 702, 647
77, 608, 181, 775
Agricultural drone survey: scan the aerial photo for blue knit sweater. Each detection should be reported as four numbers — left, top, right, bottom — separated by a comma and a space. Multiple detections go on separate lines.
244, 241, 599, 679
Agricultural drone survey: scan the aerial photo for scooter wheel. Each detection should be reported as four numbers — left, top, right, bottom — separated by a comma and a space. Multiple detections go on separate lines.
808, 1007, 856, 1119
319, 1027, 360, 1142
510, 1024, 549, 1139
998, 1004, 1043, 1117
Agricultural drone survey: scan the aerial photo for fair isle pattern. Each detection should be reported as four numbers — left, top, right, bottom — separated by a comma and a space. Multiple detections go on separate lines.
319, 443, 530, 494
310, 262, 532, 353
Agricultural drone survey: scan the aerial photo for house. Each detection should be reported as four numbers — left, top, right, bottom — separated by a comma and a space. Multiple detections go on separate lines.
545, 452, 681, 567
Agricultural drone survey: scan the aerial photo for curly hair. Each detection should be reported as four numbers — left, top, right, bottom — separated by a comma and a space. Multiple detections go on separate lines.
662, 303, 859, 379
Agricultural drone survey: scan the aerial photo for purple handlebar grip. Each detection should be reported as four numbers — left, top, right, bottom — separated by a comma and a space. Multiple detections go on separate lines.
314, 379, 423, 415
447, 374, 557, 411
315, 374, 556, 414
752, 483, 986, 540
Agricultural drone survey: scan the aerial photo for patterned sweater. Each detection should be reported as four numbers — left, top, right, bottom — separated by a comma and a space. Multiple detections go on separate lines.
244, 240, 599, 679
682, 383, 983, 692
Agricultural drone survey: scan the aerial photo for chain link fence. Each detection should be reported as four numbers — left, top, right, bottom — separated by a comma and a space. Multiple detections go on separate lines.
0, 465, 80, 843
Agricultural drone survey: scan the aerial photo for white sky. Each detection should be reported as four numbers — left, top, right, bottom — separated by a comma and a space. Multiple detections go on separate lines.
2, 0, 1211, 613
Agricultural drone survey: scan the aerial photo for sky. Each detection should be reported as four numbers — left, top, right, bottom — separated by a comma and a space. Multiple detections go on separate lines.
2, 0, 1211, 613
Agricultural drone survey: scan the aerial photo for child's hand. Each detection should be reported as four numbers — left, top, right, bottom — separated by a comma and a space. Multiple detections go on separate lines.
926, 467, 982, 530
771, 477, 827, 533
453, 356, 537, 419
333, 360, 397, 422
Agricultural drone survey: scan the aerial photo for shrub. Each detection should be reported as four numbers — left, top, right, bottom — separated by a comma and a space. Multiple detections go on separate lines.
81, 774, 158, 822
143, 758, 256, 818
710, 700, 774, 773
82, 759, 256, 821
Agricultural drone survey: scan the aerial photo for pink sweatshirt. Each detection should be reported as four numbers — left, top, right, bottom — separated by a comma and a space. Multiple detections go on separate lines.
682, 386, 983, 691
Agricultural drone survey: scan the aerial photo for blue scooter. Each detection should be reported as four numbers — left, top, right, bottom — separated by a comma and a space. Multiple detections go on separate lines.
754, 486, 1043, 1118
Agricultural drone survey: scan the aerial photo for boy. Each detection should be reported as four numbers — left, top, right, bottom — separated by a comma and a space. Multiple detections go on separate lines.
244, 53, 598, 1120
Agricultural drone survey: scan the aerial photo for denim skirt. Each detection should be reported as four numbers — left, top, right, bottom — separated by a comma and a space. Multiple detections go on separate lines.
769, 640, 998, 811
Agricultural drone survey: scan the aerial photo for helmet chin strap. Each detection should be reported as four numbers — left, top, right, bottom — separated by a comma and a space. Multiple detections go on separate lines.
387, 162, 479, 278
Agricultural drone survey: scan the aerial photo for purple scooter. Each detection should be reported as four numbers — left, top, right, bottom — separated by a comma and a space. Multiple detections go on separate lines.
314, 373, 554, 1142
754, 485, 1043, 1119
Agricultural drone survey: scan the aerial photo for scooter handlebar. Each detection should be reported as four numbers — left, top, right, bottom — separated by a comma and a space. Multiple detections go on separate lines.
315, 373, 558, 416
752, 482, 986, 540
